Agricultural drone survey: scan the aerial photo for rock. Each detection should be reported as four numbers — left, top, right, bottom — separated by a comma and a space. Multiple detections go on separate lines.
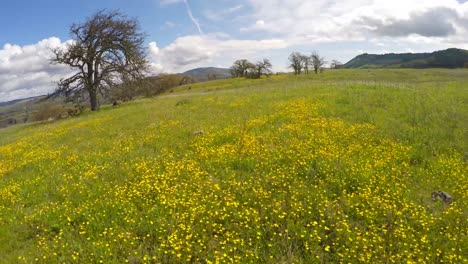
193, 130, 204, 136
431, 191, 454, 205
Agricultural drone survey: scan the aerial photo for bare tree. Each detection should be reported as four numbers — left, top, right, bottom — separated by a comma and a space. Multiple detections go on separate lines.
50, 10, 148, 110
253, 58, 273, 78
301, 54, 312, 74
311, 51, 326, 74
289, 52, 304, 75
230, 59, 254, 78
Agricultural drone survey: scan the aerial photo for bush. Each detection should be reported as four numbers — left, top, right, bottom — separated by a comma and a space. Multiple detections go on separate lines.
141, 74, 190, 97
109, 74, 194, 101
32, 104, 67, 122
175, 99, 191, 106
109, 81, 138, 102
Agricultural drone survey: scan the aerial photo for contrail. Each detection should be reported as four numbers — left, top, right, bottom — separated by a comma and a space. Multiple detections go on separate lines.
183, 0, 203, 35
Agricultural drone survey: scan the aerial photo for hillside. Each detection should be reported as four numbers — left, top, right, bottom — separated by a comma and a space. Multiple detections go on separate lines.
0, 69, 467, 263
344, 48, 468, 69
0, 96, 47, 129
182, 67, 232, 81
0, 72, 202, 130
0, 96, 45, 107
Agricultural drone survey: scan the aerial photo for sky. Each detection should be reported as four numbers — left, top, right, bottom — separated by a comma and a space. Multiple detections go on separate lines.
1, 0, 468, 102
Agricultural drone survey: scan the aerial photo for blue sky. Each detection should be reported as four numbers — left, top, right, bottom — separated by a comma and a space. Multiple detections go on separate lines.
1, 0, 468, 102
0, 0, 191, 46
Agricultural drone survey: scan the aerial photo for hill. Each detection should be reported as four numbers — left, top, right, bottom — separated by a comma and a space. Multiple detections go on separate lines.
344, 48, 468, 69
0, 96, 46, 129
182, 67, 231, 81
0, 68, 230, 129
1, 72, 199, 130
0, 69, 467, 263
0, 95, 44, 107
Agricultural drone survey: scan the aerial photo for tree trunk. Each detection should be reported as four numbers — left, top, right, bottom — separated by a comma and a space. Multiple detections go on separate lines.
89, 89, 99, 111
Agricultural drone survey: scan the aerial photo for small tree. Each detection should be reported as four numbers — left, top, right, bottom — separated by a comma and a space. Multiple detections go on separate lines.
301, 54, 311, 74
32, 103, 68, 122
230, 59, 254, 78
311, 51, 326, 74
253, 58, 272, 78
51, 10, 148, 110
289, 52, 304, 75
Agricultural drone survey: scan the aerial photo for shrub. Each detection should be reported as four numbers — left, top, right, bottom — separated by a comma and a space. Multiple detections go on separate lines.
32, 104, 68, 122
109, 82, 138, 102
175, 99, 191, 106
109, 74, 193, 101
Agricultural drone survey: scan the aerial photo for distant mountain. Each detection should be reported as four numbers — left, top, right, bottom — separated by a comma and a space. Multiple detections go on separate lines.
0, 95, 48, 129
0, 95, 44, 107
344, 48, 468, 69
182, 67, 232, 81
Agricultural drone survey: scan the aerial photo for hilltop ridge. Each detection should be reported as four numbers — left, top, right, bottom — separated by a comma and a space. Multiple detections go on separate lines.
182, 67, 232, 81
344, 48, 468, 69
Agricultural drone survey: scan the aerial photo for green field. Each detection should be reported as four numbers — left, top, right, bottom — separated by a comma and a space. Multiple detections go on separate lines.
0, 69, 467, 263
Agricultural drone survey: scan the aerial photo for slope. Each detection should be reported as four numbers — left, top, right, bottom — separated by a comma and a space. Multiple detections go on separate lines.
0, 69, 467, 263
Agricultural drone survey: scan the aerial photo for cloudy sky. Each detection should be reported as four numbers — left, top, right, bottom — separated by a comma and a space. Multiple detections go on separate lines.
1, 0, 467, 102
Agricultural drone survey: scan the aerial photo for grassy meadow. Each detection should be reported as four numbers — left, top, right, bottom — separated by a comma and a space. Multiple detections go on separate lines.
0, 69, 467, 263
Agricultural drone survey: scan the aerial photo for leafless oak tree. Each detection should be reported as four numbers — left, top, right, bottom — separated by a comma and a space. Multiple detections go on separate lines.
311, 51, 326, 74
301, 54, 312, 74
289, 52, 304, 75
254, 58, 273, 78
50, 10, 148, 110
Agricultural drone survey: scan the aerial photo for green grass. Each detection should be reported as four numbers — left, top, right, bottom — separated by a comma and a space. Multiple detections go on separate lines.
0, 69, 467, 263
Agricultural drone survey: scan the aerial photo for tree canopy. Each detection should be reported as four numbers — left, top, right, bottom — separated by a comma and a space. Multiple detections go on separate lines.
230, 59, 254, 78
311, 51, 326, 74
51, 10, 148, 110
253, 59, 273, 78
230, 59, 273, 79
288, 52, 304, 75
289, 51, 326, 75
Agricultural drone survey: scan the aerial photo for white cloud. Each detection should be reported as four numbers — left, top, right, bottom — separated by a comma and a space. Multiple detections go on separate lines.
161, 21, 176, 30
159, 0, 183, 6
0, 37, 71, 102
256, 20, 265, 26
227, 5, 244, 13
243, 0, 468, 42
147, 34, 289, 73
204, 4, 244, 21
148, 42, 160, 57
240, 19, 267, 33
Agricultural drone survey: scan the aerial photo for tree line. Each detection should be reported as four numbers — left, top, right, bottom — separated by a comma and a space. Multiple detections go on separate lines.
230, 51, 343, 79
230, 59, 273, 79
288, 51, 327, 75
